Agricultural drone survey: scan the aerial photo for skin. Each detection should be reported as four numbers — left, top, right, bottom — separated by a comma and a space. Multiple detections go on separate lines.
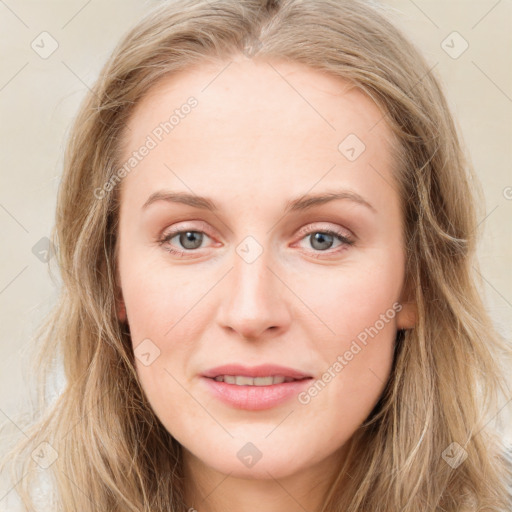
115, 55, 416, 512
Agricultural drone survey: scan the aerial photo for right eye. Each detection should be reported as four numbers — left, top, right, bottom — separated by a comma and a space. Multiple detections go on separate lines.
159, 228, 214, 256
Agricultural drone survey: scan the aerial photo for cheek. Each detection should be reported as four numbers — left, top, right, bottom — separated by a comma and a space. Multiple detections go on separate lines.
121, 263, 211, 429
120, 255, 208, 342
292, 253, 402, 413
292, 250, 404, 342
295, 313, 397, 441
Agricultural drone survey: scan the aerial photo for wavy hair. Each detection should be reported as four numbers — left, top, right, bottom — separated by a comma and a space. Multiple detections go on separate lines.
1, 0, 511, 510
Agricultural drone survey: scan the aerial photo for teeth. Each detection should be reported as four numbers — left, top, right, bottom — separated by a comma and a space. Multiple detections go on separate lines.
213, 375, 294, 386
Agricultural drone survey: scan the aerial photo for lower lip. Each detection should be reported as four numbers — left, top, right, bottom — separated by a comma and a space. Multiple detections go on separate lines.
201, 377, 313, 410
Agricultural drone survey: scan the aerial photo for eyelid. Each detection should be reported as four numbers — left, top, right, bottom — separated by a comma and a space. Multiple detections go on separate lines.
295, 222, 354, 242
160, 220, 214, 239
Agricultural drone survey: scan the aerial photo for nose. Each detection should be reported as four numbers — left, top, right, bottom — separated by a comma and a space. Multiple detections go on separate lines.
216, 248, 291, 340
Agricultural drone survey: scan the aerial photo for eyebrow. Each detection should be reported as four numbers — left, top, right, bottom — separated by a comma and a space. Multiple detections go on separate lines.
142, 189, 376, 214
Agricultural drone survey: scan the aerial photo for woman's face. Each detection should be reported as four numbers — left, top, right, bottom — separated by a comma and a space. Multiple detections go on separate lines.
116, 56, 415, 483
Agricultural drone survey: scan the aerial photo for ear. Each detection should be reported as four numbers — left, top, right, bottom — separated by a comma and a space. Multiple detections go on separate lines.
114, 268, 127, 323
396, 277, 417, 330
116, 294, 127, 323
396, 300, 416, 330
113, 243, 128, 323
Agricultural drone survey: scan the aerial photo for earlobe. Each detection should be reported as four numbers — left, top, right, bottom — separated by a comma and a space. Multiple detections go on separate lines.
117, 299, 127, 322
115, 283, 127, 323
114, 264, 127, 323
396, 301, 417, 330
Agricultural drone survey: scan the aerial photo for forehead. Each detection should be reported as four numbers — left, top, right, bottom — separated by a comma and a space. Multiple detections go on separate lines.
118, 56, 399, 207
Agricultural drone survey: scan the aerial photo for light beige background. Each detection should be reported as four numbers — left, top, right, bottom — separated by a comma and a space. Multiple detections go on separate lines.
1, 0, 511, 507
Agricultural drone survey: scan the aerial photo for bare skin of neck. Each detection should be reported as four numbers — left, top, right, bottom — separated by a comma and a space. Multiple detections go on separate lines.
182, 443, 348, 512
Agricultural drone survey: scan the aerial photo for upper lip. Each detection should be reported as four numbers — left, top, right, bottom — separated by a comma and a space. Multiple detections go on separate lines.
202, 364, 312, 380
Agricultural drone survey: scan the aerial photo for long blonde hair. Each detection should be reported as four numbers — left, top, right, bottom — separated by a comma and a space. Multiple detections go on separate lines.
2, 0, 511, 510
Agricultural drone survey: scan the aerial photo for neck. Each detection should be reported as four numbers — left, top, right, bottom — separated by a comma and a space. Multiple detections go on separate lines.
182, 445, 347, 512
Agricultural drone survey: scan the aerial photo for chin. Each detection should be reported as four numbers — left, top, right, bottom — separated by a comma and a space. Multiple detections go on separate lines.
184, 436, 322, 480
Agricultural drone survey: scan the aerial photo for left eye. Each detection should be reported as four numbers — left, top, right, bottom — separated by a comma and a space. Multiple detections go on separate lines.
295, 228, 354, 253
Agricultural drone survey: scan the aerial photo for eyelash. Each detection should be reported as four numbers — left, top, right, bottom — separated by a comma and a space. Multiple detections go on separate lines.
158, 224, 355, 258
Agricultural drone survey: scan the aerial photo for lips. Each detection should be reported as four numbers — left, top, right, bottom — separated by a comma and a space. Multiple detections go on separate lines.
201, 363, 312, 381
200, 364, 313, 410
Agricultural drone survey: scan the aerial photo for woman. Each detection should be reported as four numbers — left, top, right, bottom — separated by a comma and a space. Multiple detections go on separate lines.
2, 0, 511, 510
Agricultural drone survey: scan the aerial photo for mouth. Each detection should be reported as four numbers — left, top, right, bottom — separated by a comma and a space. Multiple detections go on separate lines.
201, 363, 313, 383
200, 364, 314, 410
207, 375, 310, 386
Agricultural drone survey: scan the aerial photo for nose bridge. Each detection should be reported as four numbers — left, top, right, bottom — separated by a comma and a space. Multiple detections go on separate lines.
217, 239, 289, 339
